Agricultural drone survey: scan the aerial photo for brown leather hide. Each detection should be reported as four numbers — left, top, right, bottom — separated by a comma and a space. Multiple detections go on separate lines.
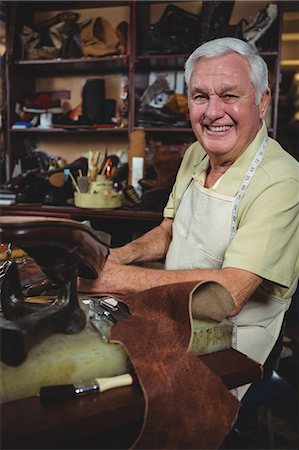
112, 281, 240, 449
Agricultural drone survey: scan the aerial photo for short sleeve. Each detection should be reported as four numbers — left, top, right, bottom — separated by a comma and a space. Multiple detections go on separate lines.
223, 177, 299, 288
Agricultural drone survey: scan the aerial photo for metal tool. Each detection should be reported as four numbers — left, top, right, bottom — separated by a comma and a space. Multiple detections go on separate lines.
88, 296, 130, 341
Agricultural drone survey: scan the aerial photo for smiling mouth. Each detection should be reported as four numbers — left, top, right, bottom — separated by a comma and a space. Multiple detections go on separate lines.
205, 125, 232, 132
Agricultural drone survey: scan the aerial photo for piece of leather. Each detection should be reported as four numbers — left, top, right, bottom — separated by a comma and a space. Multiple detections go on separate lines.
191, 281, 236, 322
80, 17, 120, 57
112, 281, 240, 449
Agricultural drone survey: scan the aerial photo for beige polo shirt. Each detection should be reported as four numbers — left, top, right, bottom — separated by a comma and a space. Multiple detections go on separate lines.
164, 123, 299, 300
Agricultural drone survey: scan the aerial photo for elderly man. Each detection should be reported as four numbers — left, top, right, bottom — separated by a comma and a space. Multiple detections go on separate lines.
79, 37, 298, 397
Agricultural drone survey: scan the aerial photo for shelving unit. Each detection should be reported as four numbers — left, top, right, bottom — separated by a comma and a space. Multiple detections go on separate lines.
3, 1, 284, 212
4, 0, 132, 176
5, 0, 283, 176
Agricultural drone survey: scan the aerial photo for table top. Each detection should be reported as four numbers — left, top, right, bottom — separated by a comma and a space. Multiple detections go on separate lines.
0, 204, 162, 221
1, 348, 262, 449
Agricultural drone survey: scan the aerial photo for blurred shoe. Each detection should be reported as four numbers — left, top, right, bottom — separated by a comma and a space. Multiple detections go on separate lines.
140, 74, 173, 108
143, 4, 201, 54
165, 93, 188, 115
27, 46, 61, 60
143, 24, 183, 55
156, 3, 200, 44
80, 17, 120, 57
116, 21, 129, 55
199, 1, 235, 43
137, 104, 187, 127
242, 3, 278, 49
20, 24, 61, 60
20, 25, 40, 58
23, 93, 62, 114
52, 110, 94, 129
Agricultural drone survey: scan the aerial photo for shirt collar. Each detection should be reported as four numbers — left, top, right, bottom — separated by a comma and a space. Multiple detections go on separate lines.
192, 121, 268, 194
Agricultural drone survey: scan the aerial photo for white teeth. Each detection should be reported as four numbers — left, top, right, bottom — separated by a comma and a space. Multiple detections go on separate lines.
207, 125, 231, 132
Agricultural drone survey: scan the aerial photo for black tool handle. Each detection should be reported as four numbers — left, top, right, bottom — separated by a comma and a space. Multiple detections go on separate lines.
40, 382, 100, 406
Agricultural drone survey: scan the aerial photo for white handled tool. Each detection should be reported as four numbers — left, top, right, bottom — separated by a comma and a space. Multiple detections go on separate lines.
39, 373, 134, 406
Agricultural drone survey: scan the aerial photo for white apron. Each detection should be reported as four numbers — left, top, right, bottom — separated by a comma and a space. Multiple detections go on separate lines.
165, 141, 289, 398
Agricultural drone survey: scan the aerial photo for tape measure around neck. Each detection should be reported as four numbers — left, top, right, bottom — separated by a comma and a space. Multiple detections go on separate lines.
229, 136, 268, 356
230, 136, 268, 240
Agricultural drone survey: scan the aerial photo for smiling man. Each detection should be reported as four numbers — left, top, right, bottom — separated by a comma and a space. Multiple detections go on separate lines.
78, 38, 298, 398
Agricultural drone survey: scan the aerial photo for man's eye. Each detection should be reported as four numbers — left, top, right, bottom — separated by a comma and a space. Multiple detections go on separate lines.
223, 94, 238, 102
193, 94, 207, 102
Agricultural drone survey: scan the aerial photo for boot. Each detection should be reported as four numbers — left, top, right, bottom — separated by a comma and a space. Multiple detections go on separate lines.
242, 3, 278, 49
199, 1, 235, 43
157, 3, 201, 47
143, 3, 201, 54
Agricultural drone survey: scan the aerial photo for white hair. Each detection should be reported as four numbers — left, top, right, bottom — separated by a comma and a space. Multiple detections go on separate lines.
185, 37, 269, 104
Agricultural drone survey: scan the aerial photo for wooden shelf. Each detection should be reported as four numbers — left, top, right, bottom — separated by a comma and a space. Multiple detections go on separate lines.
10, 55, 129, 74
3, 0, 284, 180
11, 127, 128, 134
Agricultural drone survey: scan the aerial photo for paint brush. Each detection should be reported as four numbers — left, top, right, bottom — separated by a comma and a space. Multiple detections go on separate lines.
39, 373, 134, 406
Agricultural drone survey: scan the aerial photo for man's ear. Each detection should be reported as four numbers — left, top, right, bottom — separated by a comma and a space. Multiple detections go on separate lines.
259, 88, 271, 119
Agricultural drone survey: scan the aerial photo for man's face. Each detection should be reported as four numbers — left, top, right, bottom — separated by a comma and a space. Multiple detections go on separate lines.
188, 52, 270, 161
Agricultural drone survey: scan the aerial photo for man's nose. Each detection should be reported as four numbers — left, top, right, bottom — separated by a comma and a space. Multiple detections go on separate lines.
205, 96, 225, 120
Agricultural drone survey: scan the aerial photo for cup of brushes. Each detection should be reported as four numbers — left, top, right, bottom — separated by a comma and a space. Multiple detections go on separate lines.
72, 150, 122, 209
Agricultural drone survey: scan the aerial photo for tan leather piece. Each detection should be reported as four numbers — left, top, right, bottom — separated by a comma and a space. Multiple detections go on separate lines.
80, 17, 120, 57
111, 281, 240, 449
191, 281, 236, 323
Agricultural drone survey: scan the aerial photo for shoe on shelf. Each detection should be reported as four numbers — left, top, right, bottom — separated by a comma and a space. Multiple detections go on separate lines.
20, 25, 61, 60
142, 24, 184, 55
142, 3, 201, 55
19, 25, 40, 58
20, 11, 81, 60
199, 1, 235, 43
115, 21, 129, 55
137, 104, 188, 127
80, 16, 121, 57
23, 93, 63, 114
52, 110, 94, 129
242, 3, 278, 49
140, 73, 174, 109
165, 93, 188, 115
